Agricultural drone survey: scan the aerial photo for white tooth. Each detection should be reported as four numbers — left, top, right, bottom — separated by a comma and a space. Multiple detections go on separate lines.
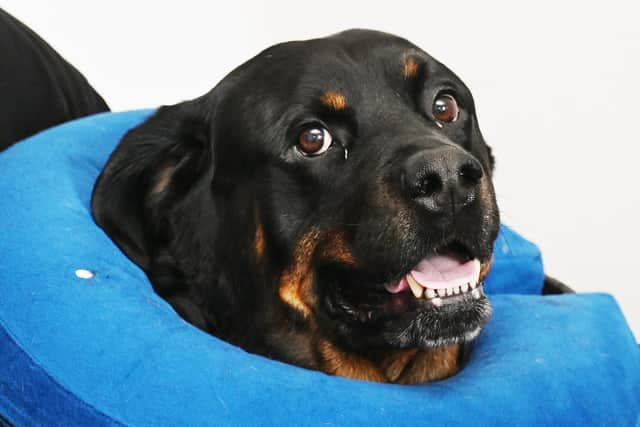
425, 288, 436, 299
470, 259, 481, 288
470, 281, 477, 289
461, 283, 469, 293
471, 288, 482, 299
453, 286, 461, 295
406, 274, 425, 298
431, 297, 443, 307
437, 289, 447, 297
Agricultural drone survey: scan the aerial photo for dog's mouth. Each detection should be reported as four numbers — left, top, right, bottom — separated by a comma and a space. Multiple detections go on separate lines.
318, 240, 492, 349
383, 244, 489, 305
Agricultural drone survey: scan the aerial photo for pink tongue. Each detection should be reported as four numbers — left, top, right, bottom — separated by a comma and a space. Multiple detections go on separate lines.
409, 255, 479, 290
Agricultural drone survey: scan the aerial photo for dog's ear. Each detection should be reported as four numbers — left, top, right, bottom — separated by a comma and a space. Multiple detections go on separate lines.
485, 144, 495, 171
469, 116, 495, 173
91, 100, 214, 270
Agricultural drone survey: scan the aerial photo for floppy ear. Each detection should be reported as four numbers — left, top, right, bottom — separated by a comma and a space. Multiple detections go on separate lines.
485, 144, 495, 172
91, 100, 214, 271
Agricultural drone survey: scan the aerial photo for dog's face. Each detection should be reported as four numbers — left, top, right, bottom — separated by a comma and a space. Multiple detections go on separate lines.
92, 30, 499, 383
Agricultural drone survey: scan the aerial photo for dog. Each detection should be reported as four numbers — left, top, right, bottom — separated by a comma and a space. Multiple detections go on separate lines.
92, 29, 500, 384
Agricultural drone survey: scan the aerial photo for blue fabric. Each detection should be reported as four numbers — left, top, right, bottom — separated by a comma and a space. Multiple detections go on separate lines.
0, 111, 638, 426
484, 224, 544, 295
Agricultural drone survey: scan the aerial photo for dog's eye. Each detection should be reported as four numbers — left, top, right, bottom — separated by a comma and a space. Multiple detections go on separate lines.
433, 94, 459, 123
297, 127, 333, 156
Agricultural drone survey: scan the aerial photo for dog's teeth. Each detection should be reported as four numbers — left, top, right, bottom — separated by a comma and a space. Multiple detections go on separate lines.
471, 288, 482, 299
469, 281, 477, 289
437, 289, 447, 297
453, 286, 461, 295
461, 283, 469, 293
406, 274, 425, 298
425, 288, 436, 299
470, 259, 481, 288
431, 297, 443, 307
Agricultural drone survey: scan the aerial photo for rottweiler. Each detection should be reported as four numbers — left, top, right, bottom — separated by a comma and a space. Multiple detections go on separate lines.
92, 29, 500, 384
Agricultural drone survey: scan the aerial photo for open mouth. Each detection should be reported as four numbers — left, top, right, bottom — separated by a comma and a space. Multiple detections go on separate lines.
319, 239, 493, 348
383, 244, 489, 307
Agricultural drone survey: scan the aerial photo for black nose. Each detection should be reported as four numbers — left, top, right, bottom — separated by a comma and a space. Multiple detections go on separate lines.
401, 147, 484, 214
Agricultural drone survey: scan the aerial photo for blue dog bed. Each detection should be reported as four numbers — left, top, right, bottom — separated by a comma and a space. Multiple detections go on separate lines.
0, 111, 638, 426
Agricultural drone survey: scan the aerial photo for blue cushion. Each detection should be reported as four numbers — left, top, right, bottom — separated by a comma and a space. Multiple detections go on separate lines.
0, 111, 638, 426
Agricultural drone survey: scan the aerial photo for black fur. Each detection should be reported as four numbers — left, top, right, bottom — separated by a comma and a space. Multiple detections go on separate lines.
92, 30, 500, 376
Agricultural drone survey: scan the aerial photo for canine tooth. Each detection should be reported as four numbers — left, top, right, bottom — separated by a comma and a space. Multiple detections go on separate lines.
453, 286, 461, 295
406, 274, 425, 298
425, 288, 436, 299
471, 288, 482, 299
431, 297, 443, 307
460, 283, 469, 293
471, 259, 481, 288
470, 281, 477, 289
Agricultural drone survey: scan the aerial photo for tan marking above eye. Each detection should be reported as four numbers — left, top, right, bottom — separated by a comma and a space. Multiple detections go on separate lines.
403, 56, 419, 78
320, 91, 347, 110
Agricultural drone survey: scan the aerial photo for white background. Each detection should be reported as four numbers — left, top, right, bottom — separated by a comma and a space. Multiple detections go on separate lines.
4, 1, 638, 339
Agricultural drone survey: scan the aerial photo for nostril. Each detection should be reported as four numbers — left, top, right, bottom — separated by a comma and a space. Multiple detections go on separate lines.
419, 172, 443, 197
458, 161, 483, 187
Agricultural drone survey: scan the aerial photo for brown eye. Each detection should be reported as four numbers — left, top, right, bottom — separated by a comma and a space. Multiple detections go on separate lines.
433, 94, 460, 123
297, 127, 333, 156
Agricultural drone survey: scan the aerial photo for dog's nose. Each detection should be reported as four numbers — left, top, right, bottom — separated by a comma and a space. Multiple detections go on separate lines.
401, 147, 484, 214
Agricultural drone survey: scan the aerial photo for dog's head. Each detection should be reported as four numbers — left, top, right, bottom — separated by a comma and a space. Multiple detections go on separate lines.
92, 29, 499, 383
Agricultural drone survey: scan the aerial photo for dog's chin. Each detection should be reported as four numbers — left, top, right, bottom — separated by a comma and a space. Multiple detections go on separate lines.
316, 250, 493, 351
371, 291, 492, 349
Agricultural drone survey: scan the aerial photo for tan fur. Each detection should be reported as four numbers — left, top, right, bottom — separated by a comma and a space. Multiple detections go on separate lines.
318, 340, 388, 382
380, 349, 419, 382
254, 222, 266, 262
480, 257, 493, 281
320, 91, 347, 111
318, 341, 460, 384
395, 346, 461, 384
403, 56, 419, 78
318, 230, 357, 266
278, 229, 321, 317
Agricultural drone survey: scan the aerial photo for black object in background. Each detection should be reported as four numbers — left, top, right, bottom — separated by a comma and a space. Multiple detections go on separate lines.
0, 8, 109, 151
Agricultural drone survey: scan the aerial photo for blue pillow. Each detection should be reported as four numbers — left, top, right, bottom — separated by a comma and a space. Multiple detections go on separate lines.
0, 111, 638, 426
